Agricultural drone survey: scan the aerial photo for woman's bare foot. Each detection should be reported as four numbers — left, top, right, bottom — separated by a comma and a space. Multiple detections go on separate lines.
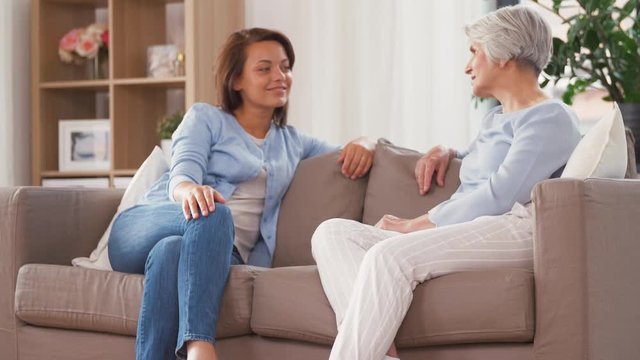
386, 342, 399, 358
187, 340, 219, 360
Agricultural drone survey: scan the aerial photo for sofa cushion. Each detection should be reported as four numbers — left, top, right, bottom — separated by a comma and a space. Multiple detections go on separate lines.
562, 102, 628, 179
274, 151, 368, 267
72, 146, 169, 271
15, 264, 264, 338
625, 128, 638, 178
251, 265, 534, 347
362, 140, 461, 225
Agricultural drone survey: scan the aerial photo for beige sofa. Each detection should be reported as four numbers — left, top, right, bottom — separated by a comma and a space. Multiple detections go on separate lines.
2, 138, 639, 360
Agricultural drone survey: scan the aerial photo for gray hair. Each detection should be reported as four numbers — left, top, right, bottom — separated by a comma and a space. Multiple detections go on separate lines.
464, 5, 552, 75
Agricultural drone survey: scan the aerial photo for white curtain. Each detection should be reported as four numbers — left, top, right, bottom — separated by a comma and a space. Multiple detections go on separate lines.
245, 0, 495, 152
0, 0, 31, 186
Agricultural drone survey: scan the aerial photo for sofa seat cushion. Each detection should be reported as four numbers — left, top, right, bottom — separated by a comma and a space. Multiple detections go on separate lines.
15, 264, 264, 338
251, 265, 534, 347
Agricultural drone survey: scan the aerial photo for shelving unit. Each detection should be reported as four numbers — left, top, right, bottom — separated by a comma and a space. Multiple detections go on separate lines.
31, 0, 244, 187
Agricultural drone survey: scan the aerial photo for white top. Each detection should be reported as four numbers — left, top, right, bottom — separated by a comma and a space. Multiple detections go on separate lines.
226, 135, 267, 263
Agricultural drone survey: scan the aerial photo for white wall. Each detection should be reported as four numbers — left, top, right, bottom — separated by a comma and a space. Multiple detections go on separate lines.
244, 0, 494, 152
0, 0, 31, 186
0, 1, 494, 186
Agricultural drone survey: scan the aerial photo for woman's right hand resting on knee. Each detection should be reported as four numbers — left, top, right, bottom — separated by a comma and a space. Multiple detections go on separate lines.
173, 181, 226, 220
415, 145, 456, 195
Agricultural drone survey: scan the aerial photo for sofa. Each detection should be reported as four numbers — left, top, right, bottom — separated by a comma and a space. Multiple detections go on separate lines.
1, 136, 639, 360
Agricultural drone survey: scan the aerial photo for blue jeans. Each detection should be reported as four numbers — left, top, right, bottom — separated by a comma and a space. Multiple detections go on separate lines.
108, 202, 242, 360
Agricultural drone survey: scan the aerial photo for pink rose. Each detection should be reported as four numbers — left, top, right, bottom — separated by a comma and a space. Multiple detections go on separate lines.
75, 35, 99, 58
59, 28, 81, 52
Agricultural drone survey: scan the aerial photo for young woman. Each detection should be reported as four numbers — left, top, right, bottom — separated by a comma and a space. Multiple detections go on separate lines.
311, 6, 582, 360
108, 28, 374, 360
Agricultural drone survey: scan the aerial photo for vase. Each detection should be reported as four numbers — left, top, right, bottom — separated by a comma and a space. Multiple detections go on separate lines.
90, 50, 108, 79
619, 103, 640, 168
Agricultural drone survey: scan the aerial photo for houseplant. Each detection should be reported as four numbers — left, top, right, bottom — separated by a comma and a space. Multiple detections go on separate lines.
533, 0, 640, 157
157, 111, 185, 163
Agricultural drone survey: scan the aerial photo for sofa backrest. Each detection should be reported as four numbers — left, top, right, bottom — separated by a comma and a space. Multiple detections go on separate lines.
273, 151, 368, 267
273, 141, 461, 268
361, 140, 461, 225
274, 130, 638, 268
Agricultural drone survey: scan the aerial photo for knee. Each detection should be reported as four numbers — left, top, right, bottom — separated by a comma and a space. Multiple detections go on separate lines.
361, 242, 405, 276
192, 203, 233, 231
203, 203, 233, 227
311, 218, 352, 258
212, 203, 232, 220
187, 204, 234, 249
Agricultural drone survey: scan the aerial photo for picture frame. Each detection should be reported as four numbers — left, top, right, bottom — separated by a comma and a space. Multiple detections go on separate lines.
58, 119, 111, 172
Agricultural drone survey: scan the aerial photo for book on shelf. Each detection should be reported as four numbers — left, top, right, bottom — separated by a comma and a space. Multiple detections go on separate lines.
42, 177, 109, 188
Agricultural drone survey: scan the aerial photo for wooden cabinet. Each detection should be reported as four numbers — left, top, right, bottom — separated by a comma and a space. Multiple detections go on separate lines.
31, 0, 243, 186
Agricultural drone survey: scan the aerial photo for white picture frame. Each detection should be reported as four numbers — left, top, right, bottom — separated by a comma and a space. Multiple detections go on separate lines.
58, 119, 111, 172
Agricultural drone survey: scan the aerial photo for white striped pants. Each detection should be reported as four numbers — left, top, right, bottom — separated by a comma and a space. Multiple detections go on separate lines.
311, 203, 534, 360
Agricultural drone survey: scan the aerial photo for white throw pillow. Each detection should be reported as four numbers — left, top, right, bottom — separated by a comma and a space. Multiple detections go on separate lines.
72, 146, 169, 270
561, 102, 628, 179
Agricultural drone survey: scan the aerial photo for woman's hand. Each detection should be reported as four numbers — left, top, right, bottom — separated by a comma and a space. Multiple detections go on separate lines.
338, 137, 375, 180
375, 213, 435, 233
173, 182, 226, 220
415, 145, 456, 195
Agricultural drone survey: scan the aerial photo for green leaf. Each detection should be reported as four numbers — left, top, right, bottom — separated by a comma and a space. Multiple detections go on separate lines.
539, 0, 640, 104
621, 0, 638, 16
540, 76, 550, 88
584, 29, 600, 51
562, 83, 576, 105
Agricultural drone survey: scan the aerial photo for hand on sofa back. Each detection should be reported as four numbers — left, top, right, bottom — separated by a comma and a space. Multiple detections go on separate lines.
273, 140, 461, 268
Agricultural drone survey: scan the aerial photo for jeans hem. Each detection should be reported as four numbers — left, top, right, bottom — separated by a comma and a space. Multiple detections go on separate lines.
176, 335, 217, 360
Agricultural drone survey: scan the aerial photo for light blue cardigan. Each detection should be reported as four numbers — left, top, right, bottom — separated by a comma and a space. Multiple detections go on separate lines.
143, 103, 338, 267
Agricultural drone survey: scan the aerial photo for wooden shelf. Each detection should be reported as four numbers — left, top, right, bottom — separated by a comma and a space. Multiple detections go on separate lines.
42, 170, 110, 178
45, 0, 107, 5
113, 77, 186, 87
40, 80, 109, 89
111, 169, 138, 176
39, 77, 185, 89
32, 0, 244, 187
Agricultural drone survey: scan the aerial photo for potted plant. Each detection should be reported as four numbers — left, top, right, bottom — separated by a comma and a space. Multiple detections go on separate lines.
157, 111, 184, 163
533, 0, 640, 157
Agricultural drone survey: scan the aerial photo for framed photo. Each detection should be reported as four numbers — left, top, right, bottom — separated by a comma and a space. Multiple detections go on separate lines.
58, 119, 111, 172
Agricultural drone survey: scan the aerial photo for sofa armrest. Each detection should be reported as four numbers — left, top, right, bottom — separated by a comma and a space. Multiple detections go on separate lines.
0, 187, 123, 338
531, 178, 640, 359
0, 187, 123, 266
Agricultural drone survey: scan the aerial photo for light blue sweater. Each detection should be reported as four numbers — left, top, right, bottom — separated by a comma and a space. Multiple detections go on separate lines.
429, 99, 581, 226
143, 103, 339, 267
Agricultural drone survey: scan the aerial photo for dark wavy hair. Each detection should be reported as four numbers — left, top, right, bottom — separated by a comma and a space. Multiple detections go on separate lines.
215, 28, 295, 127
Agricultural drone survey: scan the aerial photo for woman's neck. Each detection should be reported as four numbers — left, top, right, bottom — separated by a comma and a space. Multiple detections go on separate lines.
493, 65, 548, 113
233, 106, 273, 139
497, 89, 548, 113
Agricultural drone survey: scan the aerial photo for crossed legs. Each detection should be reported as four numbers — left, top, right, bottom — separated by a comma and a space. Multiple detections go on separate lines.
312, 204, 533, 360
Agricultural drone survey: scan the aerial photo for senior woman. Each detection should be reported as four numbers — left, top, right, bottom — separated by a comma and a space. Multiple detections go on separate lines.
311, 5, 581, 360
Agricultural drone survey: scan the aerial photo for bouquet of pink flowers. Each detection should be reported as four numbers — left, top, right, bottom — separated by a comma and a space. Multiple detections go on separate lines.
58, 24, 109, 65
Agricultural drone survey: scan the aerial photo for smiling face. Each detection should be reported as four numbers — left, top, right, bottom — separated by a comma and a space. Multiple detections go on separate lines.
464, 42, 501, 98
233, 40, 292, 113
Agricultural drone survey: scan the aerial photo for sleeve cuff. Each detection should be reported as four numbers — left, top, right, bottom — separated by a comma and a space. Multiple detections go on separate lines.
168, 175, 196, 202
